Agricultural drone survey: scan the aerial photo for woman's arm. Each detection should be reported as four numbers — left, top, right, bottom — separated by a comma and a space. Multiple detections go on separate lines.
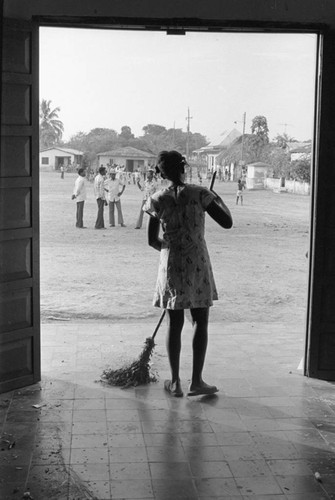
147, 215, 163, 251
206, 196, 233, 229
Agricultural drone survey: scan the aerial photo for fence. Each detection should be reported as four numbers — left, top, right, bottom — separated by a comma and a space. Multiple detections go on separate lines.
264, 177, 310, 195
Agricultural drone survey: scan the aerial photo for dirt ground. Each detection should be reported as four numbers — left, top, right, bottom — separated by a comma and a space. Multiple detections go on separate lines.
40, 171, 310, 330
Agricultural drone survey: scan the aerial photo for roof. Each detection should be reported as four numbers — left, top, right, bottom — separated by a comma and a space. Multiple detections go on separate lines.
40, 147, 84, 155
289, 144, 311, 154
98, 146, 155, 158
247, 162, 271, 168
206, 128, 242, 148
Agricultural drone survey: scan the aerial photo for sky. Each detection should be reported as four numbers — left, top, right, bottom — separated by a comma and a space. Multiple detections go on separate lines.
39, 28, 317, 144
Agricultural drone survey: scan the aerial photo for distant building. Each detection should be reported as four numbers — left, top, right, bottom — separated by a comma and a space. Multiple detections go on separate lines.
287, 142, 312, 162
40, 147, 84, 171
246, 162, 271, 190
97, 146, 156, 173
193, 128, 242, 171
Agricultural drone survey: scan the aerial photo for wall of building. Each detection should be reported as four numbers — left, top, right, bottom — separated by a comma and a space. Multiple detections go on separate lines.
39, 150, 74, 170
265, 177, 310, 195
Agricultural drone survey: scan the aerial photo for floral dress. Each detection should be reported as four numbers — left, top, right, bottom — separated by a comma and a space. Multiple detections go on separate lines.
145, 184, 218, 310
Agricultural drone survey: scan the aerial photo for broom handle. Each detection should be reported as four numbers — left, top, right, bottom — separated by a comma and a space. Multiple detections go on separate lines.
151, 309, 166, 340
209, 171, 217, 191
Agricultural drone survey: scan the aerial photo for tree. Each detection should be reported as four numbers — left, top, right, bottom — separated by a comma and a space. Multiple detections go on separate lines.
289, 157, 311, 183
39, 99, 64, 149
274, 132, 296, 149
251, 115, 269, 140
250, 115, 270, 161
140, 123, 207, 156
65, 128, 118, 163
142, 124, 166, 136
268, 147, 291, 178
119, 126, 134, 142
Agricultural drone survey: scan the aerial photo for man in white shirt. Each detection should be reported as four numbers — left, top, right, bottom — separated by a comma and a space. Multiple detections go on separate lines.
106, 171, 126, 227
71, 168, 87, 228
94, 166, 107, 229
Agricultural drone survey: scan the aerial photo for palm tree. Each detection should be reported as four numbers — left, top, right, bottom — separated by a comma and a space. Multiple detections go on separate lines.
39, 99, 64, 149
274, 132, 296, 149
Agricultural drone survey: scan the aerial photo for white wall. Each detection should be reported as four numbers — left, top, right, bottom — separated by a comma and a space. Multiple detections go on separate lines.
264, 177, 310, 195
39, 150, 74, 170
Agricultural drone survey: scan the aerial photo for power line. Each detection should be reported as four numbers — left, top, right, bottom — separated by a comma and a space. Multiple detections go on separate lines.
278, 122, 293, 134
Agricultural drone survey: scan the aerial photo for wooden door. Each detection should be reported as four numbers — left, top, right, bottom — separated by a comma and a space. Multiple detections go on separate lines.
305, 31, 335, 380
0, 18, 40, 392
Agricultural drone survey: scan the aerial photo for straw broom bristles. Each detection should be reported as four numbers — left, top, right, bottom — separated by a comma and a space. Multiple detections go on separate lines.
101, 310, 166, 388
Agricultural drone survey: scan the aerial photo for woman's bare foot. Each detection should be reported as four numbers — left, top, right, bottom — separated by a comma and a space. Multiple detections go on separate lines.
164, 379, 183, 397
187, 381, 218, 396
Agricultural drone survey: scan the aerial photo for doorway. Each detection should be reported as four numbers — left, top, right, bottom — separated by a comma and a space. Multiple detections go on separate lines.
1, 19, 322, 393
38, 28, 317, 344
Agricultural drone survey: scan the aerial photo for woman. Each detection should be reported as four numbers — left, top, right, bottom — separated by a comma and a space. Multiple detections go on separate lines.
145, 151, 233, 397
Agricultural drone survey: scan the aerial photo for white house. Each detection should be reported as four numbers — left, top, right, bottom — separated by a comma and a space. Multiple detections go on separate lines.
40, 147, 84, 171
194, 128, 242, 172
97, 146, 156, 173
287, 142, 312, 162
246, 162, 272, 189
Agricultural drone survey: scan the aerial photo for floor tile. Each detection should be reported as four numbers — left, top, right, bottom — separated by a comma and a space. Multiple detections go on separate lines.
110, 478, 154, 499
152, 478, 197, 499
2, 322, 335, 500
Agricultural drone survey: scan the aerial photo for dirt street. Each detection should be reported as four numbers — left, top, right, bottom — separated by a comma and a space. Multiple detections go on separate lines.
40, 171, 310, 331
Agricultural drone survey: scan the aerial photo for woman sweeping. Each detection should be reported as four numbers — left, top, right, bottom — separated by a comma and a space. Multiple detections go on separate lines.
145, 151, 233, 397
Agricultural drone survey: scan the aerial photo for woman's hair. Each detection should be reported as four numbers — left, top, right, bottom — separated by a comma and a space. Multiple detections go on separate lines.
155, 150, 188, 180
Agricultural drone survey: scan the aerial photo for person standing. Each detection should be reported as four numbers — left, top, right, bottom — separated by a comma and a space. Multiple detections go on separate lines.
94, 166, 107, 229
135, 169, 158, 229
71, 168, 87, 228
60, 165, 64, 179
236, 179, 244, 205
145, 150, 233, 398
106, 171, 126, 227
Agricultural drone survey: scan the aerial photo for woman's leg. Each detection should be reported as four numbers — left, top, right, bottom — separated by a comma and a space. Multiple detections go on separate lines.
165, 309, 184, 395
189, 307, 218, 395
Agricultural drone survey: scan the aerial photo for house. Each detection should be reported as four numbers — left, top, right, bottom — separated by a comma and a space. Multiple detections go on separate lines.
193, 128, 242, 172
287, 142, 312, 162
97, 146, 156, 173
39, 147, 84, 171
245, 161, 272, 189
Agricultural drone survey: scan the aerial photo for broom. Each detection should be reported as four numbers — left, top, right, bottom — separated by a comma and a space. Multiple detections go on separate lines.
101, 309, 166, 388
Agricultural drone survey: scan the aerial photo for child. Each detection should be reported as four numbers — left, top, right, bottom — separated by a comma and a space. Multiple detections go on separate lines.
145, 150, 233, 397
236, 179, 244, 205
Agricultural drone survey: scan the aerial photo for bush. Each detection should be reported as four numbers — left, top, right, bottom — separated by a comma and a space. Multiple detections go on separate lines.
289, 158, 311, 183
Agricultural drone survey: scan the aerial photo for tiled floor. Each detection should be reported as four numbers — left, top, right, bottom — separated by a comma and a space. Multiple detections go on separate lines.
1, 320, 335, 499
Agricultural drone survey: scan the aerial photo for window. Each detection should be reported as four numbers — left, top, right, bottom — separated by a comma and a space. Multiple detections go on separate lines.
41, 157, 49, 165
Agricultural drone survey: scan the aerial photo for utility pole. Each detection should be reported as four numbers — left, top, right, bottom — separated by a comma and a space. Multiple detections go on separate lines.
241, 111, 246, 165
234, 112, 246, 165
279, 122, 293, 134
185, 107, 193, 161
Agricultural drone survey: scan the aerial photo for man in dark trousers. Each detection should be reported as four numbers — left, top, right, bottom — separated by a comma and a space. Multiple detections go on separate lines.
94, 166, 107, 229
